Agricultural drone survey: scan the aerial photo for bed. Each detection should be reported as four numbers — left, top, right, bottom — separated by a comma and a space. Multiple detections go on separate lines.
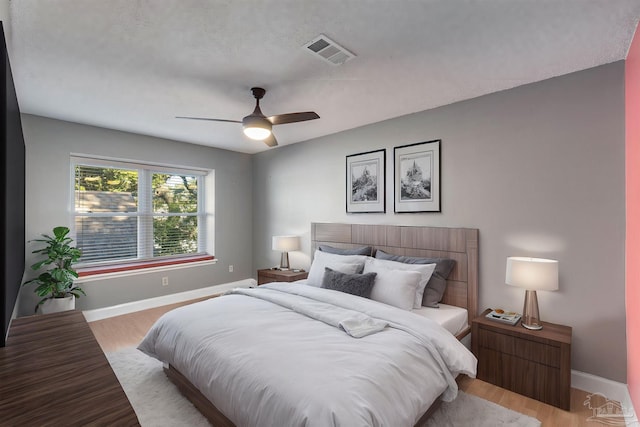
139, 223, 479, 426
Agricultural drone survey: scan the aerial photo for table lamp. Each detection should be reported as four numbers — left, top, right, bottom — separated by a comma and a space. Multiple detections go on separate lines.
505, 257, 558, 330
272, 235, 300, 270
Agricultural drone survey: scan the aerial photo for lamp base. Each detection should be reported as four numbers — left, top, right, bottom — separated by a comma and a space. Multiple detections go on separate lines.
522, 322, 543, 331
522, 289, 543, 330
279, 252, 290, 270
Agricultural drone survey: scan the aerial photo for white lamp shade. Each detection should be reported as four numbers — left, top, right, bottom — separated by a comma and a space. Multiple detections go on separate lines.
505, 257, 559, 291
272, 235, 300, 252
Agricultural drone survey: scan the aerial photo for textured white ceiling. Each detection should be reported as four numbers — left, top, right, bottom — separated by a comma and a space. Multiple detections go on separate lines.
7, 1, 640, 154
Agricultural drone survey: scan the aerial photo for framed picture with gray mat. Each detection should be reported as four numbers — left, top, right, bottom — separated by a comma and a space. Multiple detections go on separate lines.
346, 149, 386, 213
394, 139, 441, 213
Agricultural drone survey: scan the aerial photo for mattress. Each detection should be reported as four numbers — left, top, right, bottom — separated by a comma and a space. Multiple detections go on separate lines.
412, 304, 469, 336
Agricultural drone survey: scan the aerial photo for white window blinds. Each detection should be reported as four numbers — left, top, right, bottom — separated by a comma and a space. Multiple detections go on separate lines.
72, 157, 209, 266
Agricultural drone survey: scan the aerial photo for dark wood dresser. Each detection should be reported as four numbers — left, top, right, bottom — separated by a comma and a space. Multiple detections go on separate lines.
472, 308, 572, 410
0, 310, 139, 425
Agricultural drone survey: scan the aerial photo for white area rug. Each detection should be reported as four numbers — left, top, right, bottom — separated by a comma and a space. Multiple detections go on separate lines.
107, 347, 541, 427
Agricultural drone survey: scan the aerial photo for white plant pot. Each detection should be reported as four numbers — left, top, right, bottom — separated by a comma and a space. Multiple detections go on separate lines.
40, 296, 75, 314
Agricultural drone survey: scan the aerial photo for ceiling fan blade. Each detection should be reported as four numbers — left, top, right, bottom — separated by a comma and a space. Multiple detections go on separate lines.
263, 134, 278, 147
176, 116, 242, 124
267, 112, 319, 126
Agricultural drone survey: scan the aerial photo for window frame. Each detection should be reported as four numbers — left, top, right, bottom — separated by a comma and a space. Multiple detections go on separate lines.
70, 155, 213, 271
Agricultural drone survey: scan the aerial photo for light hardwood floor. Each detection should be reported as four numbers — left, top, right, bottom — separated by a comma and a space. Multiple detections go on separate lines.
89, 298, 605, 427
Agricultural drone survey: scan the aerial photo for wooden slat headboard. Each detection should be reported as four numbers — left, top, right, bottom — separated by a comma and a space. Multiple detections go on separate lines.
310, 223, 479, 328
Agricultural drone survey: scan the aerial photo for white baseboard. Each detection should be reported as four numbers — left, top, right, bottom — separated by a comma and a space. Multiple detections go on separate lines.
82, 278, 257, 322
572, 370, 637, 426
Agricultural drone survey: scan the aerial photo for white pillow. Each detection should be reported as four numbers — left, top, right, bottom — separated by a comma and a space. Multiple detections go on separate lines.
363, 267, 422, 310
364, 257, 436, 308
306, 250, 368, 287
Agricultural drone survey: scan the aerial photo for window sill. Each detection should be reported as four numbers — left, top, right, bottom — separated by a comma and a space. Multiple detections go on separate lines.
76, 255, 216, 281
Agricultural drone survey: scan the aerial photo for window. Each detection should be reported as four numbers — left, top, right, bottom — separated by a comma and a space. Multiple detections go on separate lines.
71, 156, 212, 268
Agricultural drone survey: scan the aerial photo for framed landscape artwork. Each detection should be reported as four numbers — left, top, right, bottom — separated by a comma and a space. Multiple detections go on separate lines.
346, 149, 385, 213
394, 140, 440, 212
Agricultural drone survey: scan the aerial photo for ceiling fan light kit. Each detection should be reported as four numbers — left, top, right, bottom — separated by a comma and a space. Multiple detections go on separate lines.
242, 115, 272, 140
177, 87, 319, 147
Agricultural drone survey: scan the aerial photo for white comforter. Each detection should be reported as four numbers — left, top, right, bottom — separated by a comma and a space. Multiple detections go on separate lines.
138, 282, 477, 427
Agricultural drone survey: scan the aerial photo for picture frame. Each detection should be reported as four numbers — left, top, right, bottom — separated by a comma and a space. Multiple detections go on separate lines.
346, 149, 386, 213
394, 140, 440, 213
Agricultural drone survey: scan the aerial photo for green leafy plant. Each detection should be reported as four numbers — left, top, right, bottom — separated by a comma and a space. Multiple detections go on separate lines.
23, 226, 85, 312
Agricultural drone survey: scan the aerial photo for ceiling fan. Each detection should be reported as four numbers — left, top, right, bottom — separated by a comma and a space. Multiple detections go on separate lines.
177, 87, 320, 147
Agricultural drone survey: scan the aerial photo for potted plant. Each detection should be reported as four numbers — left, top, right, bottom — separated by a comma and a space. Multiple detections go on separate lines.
23, 226, 85, 314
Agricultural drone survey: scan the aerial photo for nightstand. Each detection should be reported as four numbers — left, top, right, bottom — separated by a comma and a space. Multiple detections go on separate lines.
472, 308, 572, 410
257, 269, 308, 285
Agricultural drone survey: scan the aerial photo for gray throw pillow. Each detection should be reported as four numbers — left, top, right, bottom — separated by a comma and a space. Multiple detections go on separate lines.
374, 250, 455, 308
319, 244, 373, 256
321, 267, 377, 298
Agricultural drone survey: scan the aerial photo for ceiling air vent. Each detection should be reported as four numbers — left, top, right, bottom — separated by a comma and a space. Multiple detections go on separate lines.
303, 34, 355, 66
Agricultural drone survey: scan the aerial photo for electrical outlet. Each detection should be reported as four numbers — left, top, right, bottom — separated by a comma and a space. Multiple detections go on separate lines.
162, 277, 169, 286
228, 265, 234, 273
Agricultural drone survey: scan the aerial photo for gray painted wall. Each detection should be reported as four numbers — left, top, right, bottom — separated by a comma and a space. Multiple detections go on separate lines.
252, 62, 626, 382
20, 115, 253, 313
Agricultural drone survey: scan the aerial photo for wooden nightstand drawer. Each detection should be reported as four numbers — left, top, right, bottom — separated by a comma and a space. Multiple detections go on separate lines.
477, 347, 564, 406
477, 328, 561, 368
259, 276, 277, 285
